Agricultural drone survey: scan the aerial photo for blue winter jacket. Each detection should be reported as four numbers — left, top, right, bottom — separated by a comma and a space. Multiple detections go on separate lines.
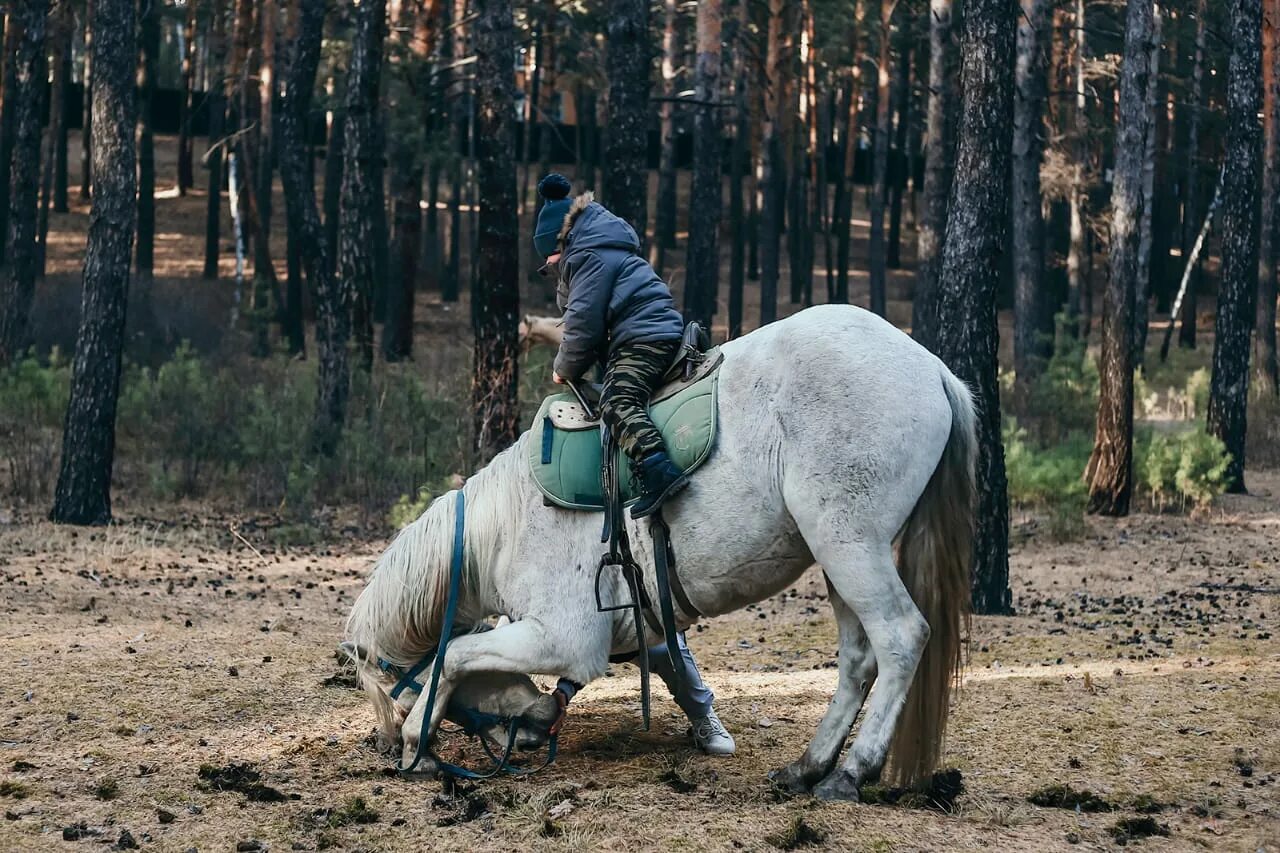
553, 196, 684, 380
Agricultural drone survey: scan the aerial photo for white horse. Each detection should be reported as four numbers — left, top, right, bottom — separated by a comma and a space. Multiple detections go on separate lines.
345, 304, 976, 799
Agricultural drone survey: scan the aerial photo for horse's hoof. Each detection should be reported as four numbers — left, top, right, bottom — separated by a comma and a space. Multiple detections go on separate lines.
768, 763, 816, 795
813, 770, 862, 802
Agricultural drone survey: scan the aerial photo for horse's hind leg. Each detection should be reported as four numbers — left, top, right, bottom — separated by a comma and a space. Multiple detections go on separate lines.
804, 540, 929, 802
769, 575, 877, 793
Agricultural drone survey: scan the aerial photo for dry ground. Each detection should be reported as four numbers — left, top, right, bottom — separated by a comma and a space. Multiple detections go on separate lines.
0, 471, 1277, 852
7, 133, 1276, 852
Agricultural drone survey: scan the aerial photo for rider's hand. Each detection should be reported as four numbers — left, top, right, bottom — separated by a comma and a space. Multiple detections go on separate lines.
552, 371, 565, 385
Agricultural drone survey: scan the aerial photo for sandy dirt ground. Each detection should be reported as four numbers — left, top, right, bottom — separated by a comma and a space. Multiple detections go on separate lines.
6, 133, 1275, 852
0, 470, 1276, 852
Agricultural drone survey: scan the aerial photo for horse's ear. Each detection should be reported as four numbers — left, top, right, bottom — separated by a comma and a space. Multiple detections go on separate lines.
337, 640, 365, 663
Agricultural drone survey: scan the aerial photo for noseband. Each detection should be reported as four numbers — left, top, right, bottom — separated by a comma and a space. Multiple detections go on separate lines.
382, 490, 560, 780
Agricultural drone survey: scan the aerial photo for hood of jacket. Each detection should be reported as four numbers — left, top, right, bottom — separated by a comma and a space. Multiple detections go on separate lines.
556, 192, 640, 257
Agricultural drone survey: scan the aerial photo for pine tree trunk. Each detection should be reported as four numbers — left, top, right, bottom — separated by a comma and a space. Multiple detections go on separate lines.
1256, 0, 1280, 397
603, 0, 650, 245
1208, 0, 1263, 493
685, 0, 722, 329
278, 0, 346, 454
653, 0, 679, 261
0, 18, 23, 269
868, 0, 891, 318
471, 0, 519, 461
1085, 0, 1154, 517
1012, 0, 1051, 403
887, 28, 910, 271
1065, 0, 1089, 337
340, 0, 386, 374
80, 0, 93, 201
1179, 0, 1207, 349
931, 0, 1014, 615
833, 75, 855, 304
248, 0, 280, 358
135, 0, 158, 334
913, 0, 954, 348
50, 0, 136, 526
758, 0, 787, 326
39, 8, 68, 278
726, 0, 749, 339
0, 0, 48, 366
323, 105, 344, 276
54, 29, 70, 214
202, 4, 226, 281
178, 0, 197, 195
1132, 8, 1161, 369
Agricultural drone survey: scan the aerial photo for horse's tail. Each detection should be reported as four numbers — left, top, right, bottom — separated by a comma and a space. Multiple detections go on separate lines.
888, 366, 976, 787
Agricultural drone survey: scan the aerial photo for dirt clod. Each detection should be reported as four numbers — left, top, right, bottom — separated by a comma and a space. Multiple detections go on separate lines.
115, 828, 139, 850
62, 822, 98, 840
659, 768, 697, 794
198, 763, 288, 802
1108, 817, 1169, 842
157, 808, 176, 824
326, 797, 379, 827
1028, 783, 1115, 812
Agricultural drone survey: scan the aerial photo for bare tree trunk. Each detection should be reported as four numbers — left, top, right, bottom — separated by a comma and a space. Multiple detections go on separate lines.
868, 0, 892, 318
340, 0, 386, 374
1256, 0, 1280, 397
0, 17, 23, 269
135, 0, 159, 338
1065, 0, 1088, 337
54, 23, 70, 214
913, 0, 954, 347
832, 74, 856, 304
50, 0, 135, 526
202, 3, 226, 281
1208, 0, 1263, 493
472, 0, 519, 460
758, 0, 787, 326
323, 103, 344, 275
886, 25, 910, 270
247, 0, 280, 357
653, 0, 679, 264
79, 0, 93, 201
931, 0, 1014, 615
0, 0, 48, 366
1012, 0, 1051, 403
178, 0, 198, 195
1132, 7, 1161, 368
1086, 0, 1155, 517
685, 0, 722, 329
1179, 0, 1207, 349
603, 0, 650, 245
278, 0, 345, 454
727, 0, 750, 339
39, 5, 70, 277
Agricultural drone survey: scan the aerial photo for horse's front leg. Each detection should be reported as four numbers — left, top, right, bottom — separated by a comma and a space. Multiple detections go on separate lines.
399, 617, 607, 770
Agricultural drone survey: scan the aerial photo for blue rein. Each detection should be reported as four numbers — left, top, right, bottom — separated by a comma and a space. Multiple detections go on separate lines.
383, 490, 559, 780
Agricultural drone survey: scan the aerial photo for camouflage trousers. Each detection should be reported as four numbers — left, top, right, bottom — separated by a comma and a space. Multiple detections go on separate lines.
600, 339, 682, 462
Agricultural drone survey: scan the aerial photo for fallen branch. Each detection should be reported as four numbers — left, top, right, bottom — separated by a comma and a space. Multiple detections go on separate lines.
1160, 163, 1226, 362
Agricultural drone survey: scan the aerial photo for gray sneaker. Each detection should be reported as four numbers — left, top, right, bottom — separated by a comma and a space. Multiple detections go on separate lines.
690, 709, 736, 756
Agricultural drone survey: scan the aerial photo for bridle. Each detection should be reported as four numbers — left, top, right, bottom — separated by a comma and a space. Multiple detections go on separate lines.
377, 489, 563, 780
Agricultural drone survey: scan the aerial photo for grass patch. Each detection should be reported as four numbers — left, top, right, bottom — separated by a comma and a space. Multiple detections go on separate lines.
198, 763, 289, 802
1027, 783, 1114, 812
768, 814, 826, 850
92, 777, 119, 800
327, 797, 380, 827
0, 780, 30, 799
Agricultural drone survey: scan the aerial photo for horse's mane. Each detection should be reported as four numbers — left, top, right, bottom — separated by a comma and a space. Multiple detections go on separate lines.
345, 439, 528, 673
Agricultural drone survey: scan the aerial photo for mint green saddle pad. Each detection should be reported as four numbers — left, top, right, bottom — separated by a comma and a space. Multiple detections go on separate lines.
527, 361, 720, 511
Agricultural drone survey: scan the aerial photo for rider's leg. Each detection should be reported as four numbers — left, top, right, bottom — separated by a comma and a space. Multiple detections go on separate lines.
650, 633, 735, 755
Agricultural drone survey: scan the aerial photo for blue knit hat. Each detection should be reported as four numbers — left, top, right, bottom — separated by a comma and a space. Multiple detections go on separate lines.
533, 174, 573, 258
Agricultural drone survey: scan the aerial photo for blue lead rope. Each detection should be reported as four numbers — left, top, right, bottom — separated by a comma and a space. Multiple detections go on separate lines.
398, 489, 468, 774
393, 489, 560, 779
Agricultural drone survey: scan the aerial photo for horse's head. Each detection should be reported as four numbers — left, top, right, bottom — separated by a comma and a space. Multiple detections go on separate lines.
338, 640, 558, 766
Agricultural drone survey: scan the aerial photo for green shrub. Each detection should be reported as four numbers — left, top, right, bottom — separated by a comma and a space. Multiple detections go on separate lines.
1138, 425, 1230, 510
1004, 419, 1090, 508
1023, 332, 1099, 439
117, 343, 240, 497
0, 351, 72, 502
